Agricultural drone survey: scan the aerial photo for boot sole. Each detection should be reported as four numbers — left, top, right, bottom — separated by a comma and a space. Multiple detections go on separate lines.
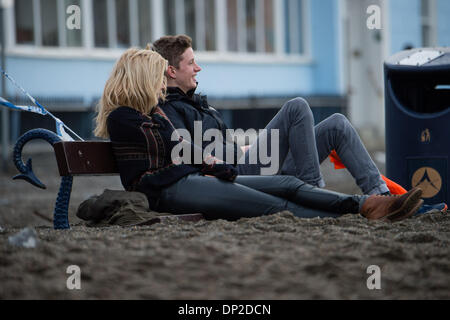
387, 199, 424, 222
383, 188, 423, 222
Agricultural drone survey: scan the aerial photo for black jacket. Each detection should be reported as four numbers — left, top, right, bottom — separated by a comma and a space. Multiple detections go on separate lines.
107, 106, 199, 208
160, 87, 243, 165
107, 106, 237, 209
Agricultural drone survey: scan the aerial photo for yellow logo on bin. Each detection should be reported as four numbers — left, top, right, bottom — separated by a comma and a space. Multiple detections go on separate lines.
412, 167, 442, 198
420, 129, 431, 143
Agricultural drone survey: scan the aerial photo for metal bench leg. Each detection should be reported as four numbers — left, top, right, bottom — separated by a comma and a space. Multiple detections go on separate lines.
53, 176, 73, 229
12, 128, 73, 229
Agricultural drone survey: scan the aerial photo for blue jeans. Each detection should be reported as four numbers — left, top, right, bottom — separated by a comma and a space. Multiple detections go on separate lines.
237, 97, 389, 195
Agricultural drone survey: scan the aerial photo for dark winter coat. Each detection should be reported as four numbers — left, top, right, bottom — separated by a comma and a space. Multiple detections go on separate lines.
107, 105, 237, 209
160, 87, 243, 164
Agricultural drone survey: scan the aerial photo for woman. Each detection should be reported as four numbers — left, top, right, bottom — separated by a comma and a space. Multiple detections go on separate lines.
95, 48, 423, 222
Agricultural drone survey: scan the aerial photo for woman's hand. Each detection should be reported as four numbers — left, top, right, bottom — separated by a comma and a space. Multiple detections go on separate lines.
201, 162, 238, 182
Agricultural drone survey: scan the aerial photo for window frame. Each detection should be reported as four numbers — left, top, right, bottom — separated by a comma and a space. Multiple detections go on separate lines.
421, 0, 437, 47
6, 0, 312, 64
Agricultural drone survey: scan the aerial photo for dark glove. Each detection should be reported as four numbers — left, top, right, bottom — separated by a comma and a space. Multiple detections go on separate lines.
201, 162, 238, 182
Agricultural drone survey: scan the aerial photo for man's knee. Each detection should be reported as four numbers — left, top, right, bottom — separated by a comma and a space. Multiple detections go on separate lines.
282, 97, 313, 122
327, 113, 352, 131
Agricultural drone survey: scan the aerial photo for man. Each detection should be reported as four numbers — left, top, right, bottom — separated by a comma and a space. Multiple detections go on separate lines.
152, 34, 446, 213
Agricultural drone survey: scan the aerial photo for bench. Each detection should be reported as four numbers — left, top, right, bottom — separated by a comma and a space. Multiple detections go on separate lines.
12, 128, 204, 229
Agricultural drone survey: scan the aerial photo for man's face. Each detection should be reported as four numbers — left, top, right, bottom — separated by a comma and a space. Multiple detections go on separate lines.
172, 47, 202, 93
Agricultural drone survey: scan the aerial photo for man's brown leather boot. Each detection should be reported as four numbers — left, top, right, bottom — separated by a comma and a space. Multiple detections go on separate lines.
360, 187, 423, 222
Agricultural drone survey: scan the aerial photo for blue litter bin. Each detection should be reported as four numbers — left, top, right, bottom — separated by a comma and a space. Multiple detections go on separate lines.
385, 48, 450, 204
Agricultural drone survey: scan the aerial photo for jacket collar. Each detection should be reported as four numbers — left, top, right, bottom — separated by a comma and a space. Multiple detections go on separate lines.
165, 86, 227, 132
166, 85, 209, 110
167, 84, 197, 99
167, 86, 190, 97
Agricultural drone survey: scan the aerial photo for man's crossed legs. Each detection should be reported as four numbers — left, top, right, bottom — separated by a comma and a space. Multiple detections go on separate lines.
237, 97, 390, 196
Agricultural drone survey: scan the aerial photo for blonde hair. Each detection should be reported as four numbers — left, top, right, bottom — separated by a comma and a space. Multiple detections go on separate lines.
94, 48, 168, 138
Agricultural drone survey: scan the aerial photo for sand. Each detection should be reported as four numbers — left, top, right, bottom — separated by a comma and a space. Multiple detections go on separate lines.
0, 149, 449, 299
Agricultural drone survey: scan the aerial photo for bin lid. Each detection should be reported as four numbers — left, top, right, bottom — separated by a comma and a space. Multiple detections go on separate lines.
385, 47, 450, 68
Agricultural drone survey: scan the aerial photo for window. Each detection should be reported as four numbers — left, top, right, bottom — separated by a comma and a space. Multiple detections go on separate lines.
15, 0, 34, 44
227, 0, 275, 53
93, 0, 108, 47
138, 0, 153, 47
116, 0, 131, 47
163, 0, 216, 51
421, 0, 437, 47
40, 0, 58, 46
64, 0, 82, 47
185, 0, 197, 49
14, 0, 81, 47
12, 0, 309, 59
164, 0, 177, 36
285, 0, 303, 54
162, 0, 305, 55
227, 0, 238, 51
264, 0, 275, 53
204, 0, 216, 51
94, 0, 152, 48
245, 0, 256, 52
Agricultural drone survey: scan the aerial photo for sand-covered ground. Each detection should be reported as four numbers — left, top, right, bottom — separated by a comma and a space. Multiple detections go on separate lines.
0, 146, 449, 299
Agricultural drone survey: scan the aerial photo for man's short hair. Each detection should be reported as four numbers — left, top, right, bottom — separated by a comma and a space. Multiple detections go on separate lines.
152, 35, 192, 68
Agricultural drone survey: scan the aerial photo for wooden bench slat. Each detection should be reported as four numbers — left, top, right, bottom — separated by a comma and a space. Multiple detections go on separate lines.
53, 141, 118, 176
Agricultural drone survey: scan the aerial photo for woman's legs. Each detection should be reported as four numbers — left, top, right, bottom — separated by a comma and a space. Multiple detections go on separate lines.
157, 173, 341, 220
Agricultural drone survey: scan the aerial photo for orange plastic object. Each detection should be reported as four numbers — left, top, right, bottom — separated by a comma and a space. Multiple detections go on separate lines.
328, 150, 407, 195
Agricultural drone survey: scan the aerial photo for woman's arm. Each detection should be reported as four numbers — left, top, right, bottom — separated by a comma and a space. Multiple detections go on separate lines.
151, 113, 237, 181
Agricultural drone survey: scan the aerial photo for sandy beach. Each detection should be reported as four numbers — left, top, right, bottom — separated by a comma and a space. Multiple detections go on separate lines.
1, 149, 449, 299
